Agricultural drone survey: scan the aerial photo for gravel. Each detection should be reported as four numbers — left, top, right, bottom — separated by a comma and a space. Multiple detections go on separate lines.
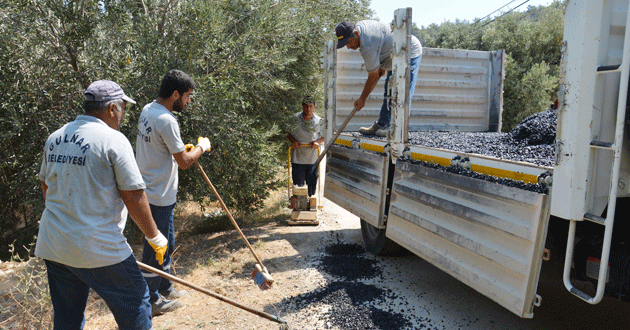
349, 109, 557, 167
343, 110, 556, 192
404, 159, 549, 193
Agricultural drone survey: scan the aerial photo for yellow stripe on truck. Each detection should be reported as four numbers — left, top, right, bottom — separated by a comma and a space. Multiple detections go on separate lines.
410, 152, 539, 184
410, 152, 451, 167
470, 164, 538, 184
361, 143, 385, 153
335, 139, 352, 147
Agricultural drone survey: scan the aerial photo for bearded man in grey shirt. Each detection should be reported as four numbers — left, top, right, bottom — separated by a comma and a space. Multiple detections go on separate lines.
136, 70, 211, 316
336, 20, 422, 136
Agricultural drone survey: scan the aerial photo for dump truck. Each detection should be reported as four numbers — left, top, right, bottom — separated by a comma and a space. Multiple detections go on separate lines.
319, 0, 630, 318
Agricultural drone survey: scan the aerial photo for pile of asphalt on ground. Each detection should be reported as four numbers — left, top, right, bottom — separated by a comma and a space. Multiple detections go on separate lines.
281, 243, 422, 329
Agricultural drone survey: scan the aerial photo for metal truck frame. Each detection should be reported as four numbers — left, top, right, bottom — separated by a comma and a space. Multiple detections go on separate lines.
320, 0, 630, 318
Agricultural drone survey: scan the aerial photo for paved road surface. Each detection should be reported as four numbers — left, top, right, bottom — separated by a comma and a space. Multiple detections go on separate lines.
315, 198, 630, 330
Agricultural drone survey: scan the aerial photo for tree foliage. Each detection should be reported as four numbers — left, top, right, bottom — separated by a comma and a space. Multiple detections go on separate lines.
0, 0, 371, 258
415, 1, 564, 132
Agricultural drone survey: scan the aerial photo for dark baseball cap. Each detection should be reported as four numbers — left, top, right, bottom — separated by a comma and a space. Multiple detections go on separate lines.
302, 95, 315, 105
84, 80, 136, 104
335, 21, 355, 49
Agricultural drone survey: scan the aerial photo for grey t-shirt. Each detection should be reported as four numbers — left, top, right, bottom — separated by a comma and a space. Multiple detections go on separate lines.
288, 112, 322, 164
36, 115, 146, 268
136, 101, 186, 206
356, 20, 423, 72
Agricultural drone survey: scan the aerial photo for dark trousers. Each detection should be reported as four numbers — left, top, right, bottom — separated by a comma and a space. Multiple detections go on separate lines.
141, 203, 176, 302
291, 163, 319, 196
376, 54, 422, 128
45, 254, 151, 330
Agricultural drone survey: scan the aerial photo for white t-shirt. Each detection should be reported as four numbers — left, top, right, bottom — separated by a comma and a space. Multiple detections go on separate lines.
36, 115, 146, 268
288, 112, 322, 164
135, 101, 185, 206
356, 20, 423, 72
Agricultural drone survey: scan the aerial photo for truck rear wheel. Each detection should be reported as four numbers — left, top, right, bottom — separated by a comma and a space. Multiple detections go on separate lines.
360, 219, 402, 255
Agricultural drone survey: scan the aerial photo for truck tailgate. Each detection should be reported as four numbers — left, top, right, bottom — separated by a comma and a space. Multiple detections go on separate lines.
387, 160, 551, 318
324, 143, 390, 229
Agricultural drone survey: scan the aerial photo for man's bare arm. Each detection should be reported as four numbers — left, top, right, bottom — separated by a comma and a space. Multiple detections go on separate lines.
40, 180, 48, 201
172, 146, 204, 170
119, 189, 160, 239
354, 69, 386, 111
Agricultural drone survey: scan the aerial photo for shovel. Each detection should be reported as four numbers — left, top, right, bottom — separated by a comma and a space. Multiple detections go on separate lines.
136, 261, 288, 328
311, 106, 358, 171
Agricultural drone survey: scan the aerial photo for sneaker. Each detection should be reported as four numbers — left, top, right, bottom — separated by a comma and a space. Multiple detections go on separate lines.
375, 127, 389, 137
151, 295, 182, 316
359, 123, 381, 135
160, 288, 189, 300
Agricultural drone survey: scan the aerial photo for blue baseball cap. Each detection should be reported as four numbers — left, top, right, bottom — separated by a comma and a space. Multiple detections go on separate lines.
336, 21, 355, 49
84, 80, 136, 104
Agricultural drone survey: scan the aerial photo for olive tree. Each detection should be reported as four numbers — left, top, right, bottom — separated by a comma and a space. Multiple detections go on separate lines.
0, 0, 371, 259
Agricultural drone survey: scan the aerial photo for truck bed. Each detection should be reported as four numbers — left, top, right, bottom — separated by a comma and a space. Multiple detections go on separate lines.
345, 109, 556, 168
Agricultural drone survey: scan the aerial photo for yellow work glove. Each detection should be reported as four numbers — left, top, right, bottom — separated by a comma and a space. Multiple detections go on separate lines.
197, 137, 211, 152
185, 143, 195, 152
146, 232, 168, 265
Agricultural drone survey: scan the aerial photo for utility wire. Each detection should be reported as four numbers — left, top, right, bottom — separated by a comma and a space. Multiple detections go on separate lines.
477, 0, 522, 22
476, 0, 530, 27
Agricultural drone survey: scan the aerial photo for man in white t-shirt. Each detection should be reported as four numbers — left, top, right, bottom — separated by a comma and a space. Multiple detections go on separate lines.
136, 70, 211, 316
336, 20, 423, 136
36, 80, 167, 329
286, 96, 324, 197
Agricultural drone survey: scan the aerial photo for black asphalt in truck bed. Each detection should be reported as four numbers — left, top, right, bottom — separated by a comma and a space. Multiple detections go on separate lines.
345, 110, 556, 192
349, 109, 557, 167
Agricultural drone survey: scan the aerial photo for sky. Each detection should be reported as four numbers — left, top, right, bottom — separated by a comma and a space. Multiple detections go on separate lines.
369, 0, 556, 27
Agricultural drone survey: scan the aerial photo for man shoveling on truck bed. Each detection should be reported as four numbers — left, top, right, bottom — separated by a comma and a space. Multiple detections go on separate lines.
336, 20, 422, 136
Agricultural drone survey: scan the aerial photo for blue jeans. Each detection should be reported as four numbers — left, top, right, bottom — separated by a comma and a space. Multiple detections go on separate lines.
292, 163, 319, 196
44, 254, 151, 330
141, 203, 176, 302
376, 54, 422, 128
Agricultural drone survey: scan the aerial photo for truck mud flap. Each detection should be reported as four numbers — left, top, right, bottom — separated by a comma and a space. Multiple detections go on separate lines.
387, 160, 551, 318
324, 145, 389, 228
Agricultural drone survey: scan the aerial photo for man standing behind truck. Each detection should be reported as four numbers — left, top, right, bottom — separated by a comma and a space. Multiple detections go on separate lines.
136, 69, 211, 316
287, 96, 325, 198
336, 20, 422, 136
36, 80, 167, 329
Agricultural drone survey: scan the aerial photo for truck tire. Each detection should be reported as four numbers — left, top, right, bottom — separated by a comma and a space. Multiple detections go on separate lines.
360, 219, 402, 255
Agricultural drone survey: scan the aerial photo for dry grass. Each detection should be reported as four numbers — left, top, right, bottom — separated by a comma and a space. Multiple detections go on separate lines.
175, 169, 291, 239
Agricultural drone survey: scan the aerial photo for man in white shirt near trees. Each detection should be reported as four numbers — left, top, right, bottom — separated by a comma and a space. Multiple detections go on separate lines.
286, 96, 324, 198
136, 69, 211, 316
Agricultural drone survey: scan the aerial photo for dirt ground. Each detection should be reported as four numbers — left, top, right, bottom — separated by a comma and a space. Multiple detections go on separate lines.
4, 191, 630, 329
81, 196, 364, 330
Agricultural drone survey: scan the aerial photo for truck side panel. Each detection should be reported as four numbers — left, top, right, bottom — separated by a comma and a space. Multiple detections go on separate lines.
324, 145, 390, 229
387, 161, 551, 318
335, 47, 503, 132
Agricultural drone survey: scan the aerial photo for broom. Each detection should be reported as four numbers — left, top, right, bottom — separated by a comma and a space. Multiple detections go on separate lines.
187, 144, 274, 290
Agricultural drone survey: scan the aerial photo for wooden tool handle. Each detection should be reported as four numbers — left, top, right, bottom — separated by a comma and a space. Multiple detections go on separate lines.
194, 161, 266, 269
312, 106, 358, 169
136, 261, 285, 324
